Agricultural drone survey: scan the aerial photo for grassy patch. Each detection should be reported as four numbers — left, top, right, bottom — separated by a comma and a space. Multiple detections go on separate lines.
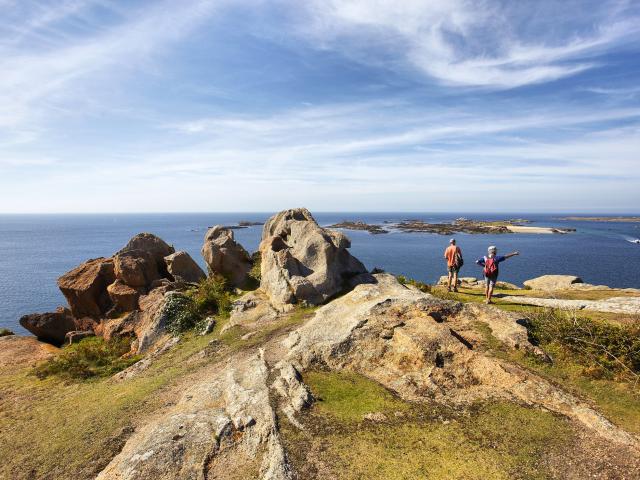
0, 328, 14, 337
525, 309, 640, 382
304, 370, 409, 422
33, 336, 139, 380
284, 371, 572, 480
0, 331, 219, 480
395, 275, 431, 293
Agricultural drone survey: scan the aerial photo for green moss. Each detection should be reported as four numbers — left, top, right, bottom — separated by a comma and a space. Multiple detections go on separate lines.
32, 336, 139, 380
0, 328, 14, 337
285, 371, 572, 480
304, 370, 409, 422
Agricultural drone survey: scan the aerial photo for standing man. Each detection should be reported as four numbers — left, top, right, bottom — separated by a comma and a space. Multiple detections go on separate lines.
444, 238, 463, 292
476, 246, 519, 304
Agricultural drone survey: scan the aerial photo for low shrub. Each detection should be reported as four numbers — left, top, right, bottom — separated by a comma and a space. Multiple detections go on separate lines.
395, 275, 431, 293
186, 275, 233, 318
33, 336, 137, 380
525, 309, 640, 382
163, 293, 202, 334
246, 252, 262, 290
0, 328, 14, 337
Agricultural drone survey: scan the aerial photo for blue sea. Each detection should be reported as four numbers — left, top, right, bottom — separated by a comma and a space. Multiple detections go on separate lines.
2, 213, 639, 334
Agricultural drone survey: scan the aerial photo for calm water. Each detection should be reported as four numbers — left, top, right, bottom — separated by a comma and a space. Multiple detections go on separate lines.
2, 213, 639, 334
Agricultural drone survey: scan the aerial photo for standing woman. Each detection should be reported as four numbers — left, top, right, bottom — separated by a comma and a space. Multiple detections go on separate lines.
476, 246, 519, 304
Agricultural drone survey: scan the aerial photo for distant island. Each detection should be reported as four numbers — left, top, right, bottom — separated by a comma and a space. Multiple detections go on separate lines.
329, 218, 575, 235
328, 221, 389, 234
559, 216, 640, 222
210, 220, 264, 230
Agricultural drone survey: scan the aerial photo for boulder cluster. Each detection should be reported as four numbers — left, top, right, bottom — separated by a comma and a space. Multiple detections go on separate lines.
19, 208, 369, 350
20, 233, 206, 347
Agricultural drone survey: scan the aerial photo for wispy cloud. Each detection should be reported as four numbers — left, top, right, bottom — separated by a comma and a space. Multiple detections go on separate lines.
294, 0, 640, 88
0, 0, 223, 129
0, 0, 638, 213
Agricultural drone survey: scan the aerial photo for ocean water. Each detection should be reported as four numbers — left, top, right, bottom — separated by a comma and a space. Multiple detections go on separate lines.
1, 213, 639, 334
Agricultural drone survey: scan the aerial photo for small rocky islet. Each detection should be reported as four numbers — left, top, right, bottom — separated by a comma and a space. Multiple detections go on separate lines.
329, 217, 575, 235
3, 208, 639, 480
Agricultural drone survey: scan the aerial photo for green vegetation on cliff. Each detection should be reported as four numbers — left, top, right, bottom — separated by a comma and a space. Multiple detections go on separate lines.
33, 337, 138, 380
282, 370, 573, 480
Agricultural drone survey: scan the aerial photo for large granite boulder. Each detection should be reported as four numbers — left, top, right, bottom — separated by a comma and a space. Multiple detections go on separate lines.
259, 208, 368, 310
201, 226, 252, 287
113, 250, 160, 288
19, 307, 78, 346
107, 280, 142, 313
57, 257, 116, 318
118, 233, 174, 264
524, 275, 583, 291
164, 251, 206, 283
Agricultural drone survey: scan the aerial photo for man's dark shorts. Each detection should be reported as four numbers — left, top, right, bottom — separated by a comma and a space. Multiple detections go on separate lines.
448, 265, 460, 274
485, 274, 498, 287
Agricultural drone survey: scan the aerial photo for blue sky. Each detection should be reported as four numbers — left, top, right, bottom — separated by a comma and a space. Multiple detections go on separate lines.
1, 0, 639, 213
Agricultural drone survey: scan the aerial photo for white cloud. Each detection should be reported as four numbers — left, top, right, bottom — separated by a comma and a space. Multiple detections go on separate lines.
295, 0, 640, 88
0, 0, 224, 129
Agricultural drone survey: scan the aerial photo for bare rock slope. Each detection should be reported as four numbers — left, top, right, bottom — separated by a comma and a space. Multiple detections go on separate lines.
98, 274, 638, 479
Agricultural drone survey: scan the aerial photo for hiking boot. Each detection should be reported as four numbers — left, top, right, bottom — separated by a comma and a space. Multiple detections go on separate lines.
453, 287, 459, 292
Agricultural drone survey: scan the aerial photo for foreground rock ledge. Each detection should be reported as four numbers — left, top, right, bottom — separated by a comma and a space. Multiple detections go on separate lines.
97, 274, 639, 480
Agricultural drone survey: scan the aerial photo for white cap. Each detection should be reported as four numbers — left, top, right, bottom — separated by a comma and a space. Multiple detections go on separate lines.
449, 238, 456, 244
488, 245, 497, 253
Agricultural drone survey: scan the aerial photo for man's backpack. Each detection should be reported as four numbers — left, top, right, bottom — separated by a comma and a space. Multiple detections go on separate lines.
455, 253, 464, 268
484, 256, 498, 277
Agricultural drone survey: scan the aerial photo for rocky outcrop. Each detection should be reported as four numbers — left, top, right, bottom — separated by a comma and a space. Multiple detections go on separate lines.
96, 286, 177, 354
94, 273, 639, 479
19, 307, 77, 346
107, 280, 142, 312
117, 233, 175, 275
259, 208, 368, 310
57, 257, 115, 318
65, 330, 95, 344
22, 233, 188, 353
202, 226, 252, 287
164, 251, 206, 283
500, 295, 640, 315
523, 274, 583, 290
223, 290, 279, 333
97, 352, 291, 480
276, 273, 638, 448
113, 250, 160, 288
